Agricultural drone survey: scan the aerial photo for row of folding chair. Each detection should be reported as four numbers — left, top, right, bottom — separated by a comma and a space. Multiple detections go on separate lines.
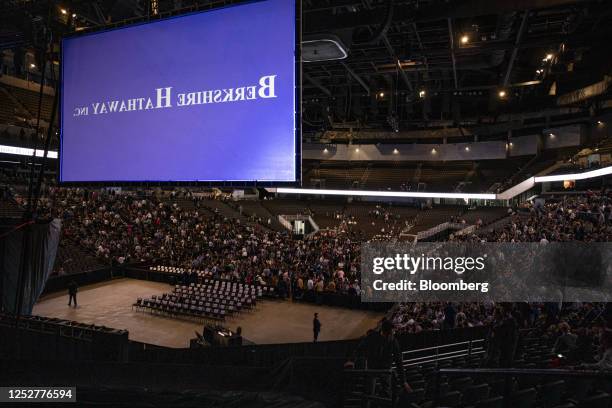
165, 294, 246, 311
134, 297, 228, 320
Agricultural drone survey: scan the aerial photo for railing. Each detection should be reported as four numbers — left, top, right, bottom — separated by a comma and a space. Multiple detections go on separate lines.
277, 214, 292, 231
401, 338, 486, 368
417, 221, 466, 240
342, 334, 488, 407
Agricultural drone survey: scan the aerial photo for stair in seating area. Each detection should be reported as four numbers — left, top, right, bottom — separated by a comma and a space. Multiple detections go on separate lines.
237, 201, 286, 231
199, 199, 266, 229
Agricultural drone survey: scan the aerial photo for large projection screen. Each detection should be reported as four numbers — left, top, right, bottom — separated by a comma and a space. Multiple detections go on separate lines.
60, 0, 297, 184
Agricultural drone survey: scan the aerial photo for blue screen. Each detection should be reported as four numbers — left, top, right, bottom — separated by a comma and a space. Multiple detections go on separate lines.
60, 0, 296, 183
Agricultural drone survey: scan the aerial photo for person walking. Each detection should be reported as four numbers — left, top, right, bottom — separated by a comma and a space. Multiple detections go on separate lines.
68, 280, 78, 308
313, 312, 321, 342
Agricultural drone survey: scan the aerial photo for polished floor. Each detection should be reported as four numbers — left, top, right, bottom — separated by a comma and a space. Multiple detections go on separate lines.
33, 278, 383, 348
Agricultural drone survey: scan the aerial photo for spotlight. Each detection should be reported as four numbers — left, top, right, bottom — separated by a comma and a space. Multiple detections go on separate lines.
545, 53, 554, 61
29, 63, 36, 69
379, 92, 385, 98
323, 148, 329, 153
460, 35, 469, 44
60, 8, 67, 14
431, 148, 437, 155
498, 90, 507, 98
549, 133, 556, 138
465, 146, 470, 152
355, 148, 360, 152
393, 148, 399, 154
419, 90, 426, 98
72, 13, 76, 18
597, 120, 604, 126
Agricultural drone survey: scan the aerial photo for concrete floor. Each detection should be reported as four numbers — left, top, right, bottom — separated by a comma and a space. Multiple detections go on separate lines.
33, 278, 383, 348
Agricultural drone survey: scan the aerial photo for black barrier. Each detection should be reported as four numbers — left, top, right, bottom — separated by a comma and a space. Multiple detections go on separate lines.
124, 267, 174, 284
129, 326, 488, 368
0, 314, 129, 362
0, 359, 270, 395
42, 267, 118, 294
296, 290, 392, 311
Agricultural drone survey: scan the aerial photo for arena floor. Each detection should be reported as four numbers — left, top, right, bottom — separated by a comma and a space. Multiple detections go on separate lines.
33, 278, 383, 348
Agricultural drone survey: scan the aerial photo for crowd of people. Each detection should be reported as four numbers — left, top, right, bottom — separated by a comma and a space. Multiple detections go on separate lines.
6, 184, 612, 370
33, 188, 364, 298
451, 190, 612, 243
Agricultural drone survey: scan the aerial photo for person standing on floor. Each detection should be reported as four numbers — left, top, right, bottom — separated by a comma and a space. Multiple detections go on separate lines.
68, 280, 78, 308
313, 312, 322, 342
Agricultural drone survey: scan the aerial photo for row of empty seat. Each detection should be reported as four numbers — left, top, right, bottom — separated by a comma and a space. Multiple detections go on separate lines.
134, 279, 271, 321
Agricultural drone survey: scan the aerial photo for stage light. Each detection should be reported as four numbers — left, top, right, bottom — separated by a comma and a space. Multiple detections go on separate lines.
498, 90, 506, 98
460, 35, 469, 44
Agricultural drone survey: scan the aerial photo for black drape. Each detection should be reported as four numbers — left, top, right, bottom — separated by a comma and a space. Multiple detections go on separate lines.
0, 219, 61, 314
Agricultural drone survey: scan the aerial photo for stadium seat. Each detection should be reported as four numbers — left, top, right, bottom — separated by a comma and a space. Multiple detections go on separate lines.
439, 391, 462, 407
538, 380, 565, 408
509, 388, 537, 408
575, 393, 611, 408
462, 383, 490, 405
474, 396, 505, 408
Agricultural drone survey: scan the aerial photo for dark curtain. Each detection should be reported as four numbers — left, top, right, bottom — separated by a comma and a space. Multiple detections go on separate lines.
0, 219, 61, 314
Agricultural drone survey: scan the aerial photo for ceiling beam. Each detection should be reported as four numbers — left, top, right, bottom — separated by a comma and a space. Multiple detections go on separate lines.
447, 18, 458, 90
341, 62, 370, 95
304, 73, 332, 96
306, 0, 589, 33
502, 10, 530, 87
381, 35, 413, 91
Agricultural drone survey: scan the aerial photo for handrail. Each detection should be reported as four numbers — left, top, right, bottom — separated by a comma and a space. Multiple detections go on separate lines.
397, 338, 486, 369
439, 367, 612, 378
401, 339, 484, 356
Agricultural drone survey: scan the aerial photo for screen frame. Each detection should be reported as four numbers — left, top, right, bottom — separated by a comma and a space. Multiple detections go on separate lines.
58, 0, 301, 188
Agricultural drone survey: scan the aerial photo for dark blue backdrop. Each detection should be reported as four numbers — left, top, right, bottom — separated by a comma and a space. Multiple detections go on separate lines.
61, 0, 296, 182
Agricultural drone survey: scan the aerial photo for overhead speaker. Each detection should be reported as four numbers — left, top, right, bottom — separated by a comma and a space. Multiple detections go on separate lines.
302, 34, 348, 63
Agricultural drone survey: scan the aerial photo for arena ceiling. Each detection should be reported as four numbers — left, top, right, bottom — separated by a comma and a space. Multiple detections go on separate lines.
1, 0, 611, 141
